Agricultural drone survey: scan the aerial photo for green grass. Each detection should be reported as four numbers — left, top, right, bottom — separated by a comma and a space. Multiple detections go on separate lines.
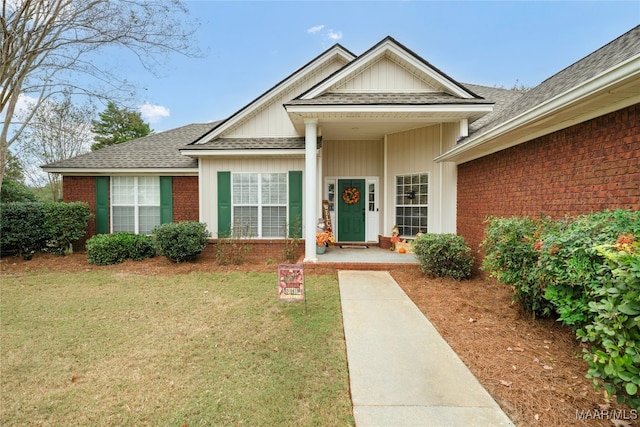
1, 270, 353, 426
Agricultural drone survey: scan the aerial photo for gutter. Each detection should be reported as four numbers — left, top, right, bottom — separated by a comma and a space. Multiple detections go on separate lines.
40, 168, 198, 175
180, 149, 307, 158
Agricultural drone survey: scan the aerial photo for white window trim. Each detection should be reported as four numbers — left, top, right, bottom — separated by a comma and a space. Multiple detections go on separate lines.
111, 176, 160, 234
231, 172, 288, 239
394, 172, 429, 238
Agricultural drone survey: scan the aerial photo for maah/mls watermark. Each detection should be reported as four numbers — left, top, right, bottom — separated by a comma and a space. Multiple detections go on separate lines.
576, 408, 638, 421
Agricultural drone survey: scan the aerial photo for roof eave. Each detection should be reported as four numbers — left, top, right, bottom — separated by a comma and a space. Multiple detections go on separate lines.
180, 149, 307, 158
300, 38, 479, 100
436, 54, 640, 164
194, 45, 356, 145
284, 104, 493, 114
40, 167, 198, 175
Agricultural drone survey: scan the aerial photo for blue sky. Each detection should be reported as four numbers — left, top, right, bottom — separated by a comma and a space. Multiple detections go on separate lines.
124, 1, 639, 132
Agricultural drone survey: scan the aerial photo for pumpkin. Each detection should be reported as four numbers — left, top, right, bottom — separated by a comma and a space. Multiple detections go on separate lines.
398, 247, 406, 254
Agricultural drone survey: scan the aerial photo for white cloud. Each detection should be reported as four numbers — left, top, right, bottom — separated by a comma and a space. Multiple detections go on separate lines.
0, 94, 37, 121
307, 25, 325, 34
307, 25, 343, 42
139, 102, 170, 123
327, 30, 343, 41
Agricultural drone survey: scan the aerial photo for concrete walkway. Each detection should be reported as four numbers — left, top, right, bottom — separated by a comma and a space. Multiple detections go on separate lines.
339, 271, 514, 427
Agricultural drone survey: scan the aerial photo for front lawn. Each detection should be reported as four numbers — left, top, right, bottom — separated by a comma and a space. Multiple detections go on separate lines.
1, 269, 353, 426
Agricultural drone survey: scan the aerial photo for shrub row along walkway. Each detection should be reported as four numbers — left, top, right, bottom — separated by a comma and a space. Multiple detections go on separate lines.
338, 270, 514, 426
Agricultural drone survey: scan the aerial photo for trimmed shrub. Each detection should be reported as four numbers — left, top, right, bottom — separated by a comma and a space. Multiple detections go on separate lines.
124, 233, 157, 261
154, 221, 210, 263
413, 233, 474, 280
86, 232, 155, 265
43, 202, 92, 255
481, 209, 639, 408
539, 210, 640, 327
577, 239, 640, 410
0, 202, 46, 259
1, 202, 92, 259
481, 216, 555, 318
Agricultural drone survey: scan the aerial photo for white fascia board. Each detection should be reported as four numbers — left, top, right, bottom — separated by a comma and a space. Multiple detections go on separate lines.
181, 149, 306, 158
285, 104, 493, 114
301, 40, 474, 100
301, 42, 389, 99
40, 168, 198, 175
435, 54, 640, 163
385, 44, 473, 98
197, 47, 355, 144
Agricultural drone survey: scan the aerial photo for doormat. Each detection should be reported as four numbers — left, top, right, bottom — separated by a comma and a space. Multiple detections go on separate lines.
339, 245, 369, 249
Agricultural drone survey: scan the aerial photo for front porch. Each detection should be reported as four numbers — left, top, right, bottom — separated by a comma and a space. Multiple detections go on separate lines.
304, 244, 419, 271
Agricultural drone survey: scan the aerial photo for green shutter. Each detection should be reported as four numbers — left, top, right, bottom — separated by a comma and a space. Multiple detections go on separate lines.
217, 171, 231, 237
95, 177, 109, 234
160, 176, 173, 224
288, 171, 302, 238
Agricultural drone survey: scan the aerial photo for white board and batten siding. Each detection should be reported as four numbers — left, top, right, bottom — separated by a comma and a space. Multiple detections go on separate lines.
225, 61, 347, 138
332, 56, 438, 92
385, 123, 458, 235
322, 140, 384, 177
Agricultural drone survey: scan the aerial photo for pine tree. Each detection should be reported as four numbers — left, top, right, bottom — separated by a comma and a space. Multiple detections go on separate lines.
91, 103, 152, 151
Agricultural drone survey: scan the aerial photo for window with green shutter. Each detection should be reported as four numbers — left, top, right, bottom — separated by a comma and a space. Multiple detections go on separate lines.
217, 171, 302, 239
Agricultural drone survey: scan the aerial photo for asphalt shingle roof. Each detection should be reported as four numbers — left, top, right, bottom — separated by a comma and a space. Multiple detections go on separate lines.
43, 27, 639, 170
285, 92, 494, 106
181, 137, 321, 151
43, 122, 220, 170
461, 84, 525, 132
468, 25, 640, 138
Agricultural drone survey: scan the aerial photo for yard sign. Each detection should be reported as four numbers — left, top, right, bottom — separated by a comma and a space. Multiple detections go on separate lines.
278, 264, 304, 302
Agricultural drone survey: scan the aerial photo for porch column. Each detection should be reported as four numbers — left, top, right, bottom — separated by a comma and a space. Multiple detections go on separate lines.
304, 118, 318, 262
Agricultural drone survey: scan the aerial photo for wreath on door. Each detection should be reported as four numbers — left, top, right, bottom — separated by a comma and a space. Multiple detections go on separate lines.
342, 187, 360, 205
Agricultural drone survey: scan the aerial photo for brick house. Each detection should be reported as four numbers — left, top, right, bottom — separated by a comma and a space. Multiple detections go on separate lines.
43, 26, 640, 263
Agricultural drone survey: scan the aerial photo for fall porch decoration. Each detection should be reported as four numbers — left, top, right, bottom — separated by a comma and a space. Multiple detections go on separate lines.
342, 187, 360, 205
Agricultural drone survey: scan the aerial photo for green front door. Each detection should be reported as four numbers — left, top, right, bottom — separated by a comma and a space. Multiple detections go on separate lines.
337, 179, 366, 242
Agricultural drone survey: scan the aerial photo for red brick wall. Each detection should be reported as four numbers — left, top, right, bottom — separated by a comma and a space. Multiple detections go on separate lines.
457, 104, 640, 263
63, 175, 200, 244
172, 176, 199, 221
63, 176, 98, 248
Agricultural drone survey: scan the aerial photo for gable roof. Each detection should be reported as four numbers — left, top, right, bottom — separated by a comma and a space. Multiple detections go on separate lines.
438, 25, 640, 163
42, 122, 220, 173
282, 36, 495, 139
297, 36, 481, 100
192, 43, 356, 145
41, 29, 639, 173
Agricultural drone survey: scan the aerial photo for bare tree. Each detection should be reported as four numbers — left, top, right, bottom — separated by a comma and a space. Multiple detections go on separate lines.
0, 0, 199, 188
15, 93, 95, 200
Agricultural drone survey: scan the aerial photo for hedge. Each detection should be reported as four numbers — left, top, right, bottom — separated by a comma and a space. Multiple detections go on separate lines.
481, 209, 639, 408
0, 202, 91, 259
